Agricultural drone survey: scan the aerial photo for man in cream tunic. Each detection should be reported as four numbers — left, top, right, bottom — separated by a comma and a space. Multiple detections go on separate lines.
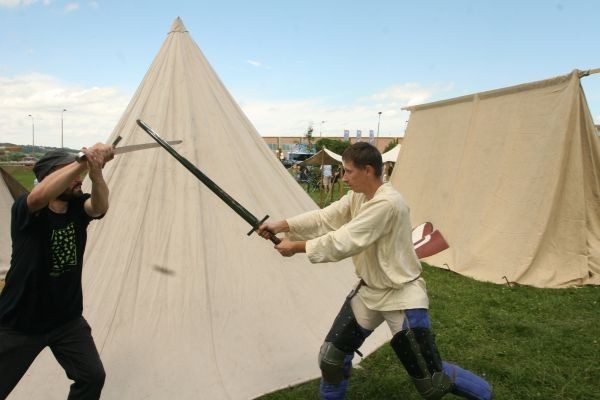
259, 142, 492, 400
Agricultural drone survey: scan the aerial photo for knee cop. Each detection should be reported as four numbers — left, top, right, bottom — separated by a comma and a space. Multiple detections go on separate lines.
391, 327, 453, 400
318, 297, 371, 384
318, 342, 352, 384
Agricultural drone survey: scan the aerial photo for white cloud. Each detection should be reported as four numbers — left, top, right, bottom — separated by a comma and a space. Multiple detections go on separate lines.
246, 60, 262, 68
366, 82, 454, 107
0, 73, 130, 149
0, 0, 43, 7
238, 82, 452, 138
238, 96, 408, 138
89, 0, 98, 9
0, 73, 450, 150
65, 2, 79, 12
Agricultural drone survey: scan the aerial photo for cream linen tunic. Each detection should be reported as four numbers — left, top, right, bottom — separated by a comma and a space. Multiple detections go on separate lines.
287, 183, 429, 311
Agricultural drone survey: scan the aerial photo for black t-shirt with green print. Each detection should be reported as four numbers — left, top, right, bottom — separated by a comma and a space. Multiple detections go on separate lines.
0, 193, 101, 333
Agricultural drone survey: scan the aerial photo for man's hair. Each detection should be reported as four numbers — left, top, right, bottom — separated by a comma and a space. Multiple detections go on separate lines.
342, 142, 383, 177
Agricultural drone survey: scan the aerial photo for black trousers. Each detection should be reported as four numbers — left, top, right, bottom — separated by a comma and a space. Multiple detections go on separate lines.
0, 316, 105, 400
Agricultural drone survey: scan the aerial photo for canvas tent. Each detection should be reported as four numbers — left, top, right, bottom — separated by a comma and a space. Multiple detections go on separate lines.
391, 70, 600, 288
0, 168, 28, 278
299, 148, 343, 207
10, 18, 390, 399
301, 146, 399, 165
0, 173, 14, 279
299, 147, 342, 166
381, 144, 401, 163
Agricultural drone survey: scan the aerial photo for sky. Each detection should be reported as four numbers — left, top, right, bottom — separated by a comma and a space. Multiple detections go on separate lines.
0, 0, 599, 150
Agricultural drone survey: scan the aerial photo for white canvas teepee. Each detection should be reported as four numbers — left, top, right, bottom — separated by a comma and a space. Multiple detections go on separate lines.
0, 167, 28, 278
391, 70, 600, 288
0, 172, 14, 278
11, 18, 390, 399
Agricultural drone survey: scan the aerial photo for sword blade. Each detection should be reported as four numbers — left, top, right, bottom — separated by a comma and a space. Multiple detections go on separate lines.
114, 141, 183, 154
135, 119, 280, 244
76, 140, 182, 162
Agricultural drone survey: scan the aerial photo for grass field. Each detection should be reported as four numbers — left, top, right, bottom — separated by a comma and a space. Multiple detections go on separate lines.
1, 164, 36, 191
2, 165, 599, 400
258, 265, 600, 400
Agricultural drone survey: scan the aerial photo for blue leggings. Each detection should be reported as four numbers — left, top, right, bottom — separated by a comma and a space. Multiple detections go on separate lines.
319, 306, 492, 400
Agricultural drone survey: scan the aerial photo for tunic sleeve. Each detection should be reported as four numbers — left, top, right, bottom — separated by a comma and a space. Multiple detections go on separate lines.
305, 197, 395, 263
286, 194, 352, 241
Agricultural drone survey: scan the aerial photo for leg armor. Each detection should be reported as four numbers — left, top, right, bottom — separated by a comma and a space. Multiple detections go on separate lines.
318, 295, 372, 400
391, 327, 453, 400
391, 309, 492, 400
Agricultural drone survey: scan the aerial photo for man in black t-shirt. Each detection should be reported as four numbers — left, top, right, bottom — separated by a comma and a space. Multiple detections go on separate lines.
0, 143, 114, 399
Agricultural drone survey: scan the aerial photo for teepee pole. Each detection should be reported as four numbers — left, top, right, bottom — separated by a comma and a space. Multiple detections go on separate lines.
579, 68, 600, 77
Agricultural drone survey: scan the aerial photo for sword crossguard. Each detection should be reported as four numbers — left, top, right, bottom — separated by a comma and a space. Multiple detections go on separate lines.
248, 215, 281, 245
75, 135, 123, 163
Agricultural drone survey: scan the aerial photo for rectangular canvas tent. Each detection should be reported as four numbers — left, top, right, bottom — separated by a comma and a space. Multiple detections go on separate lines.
391, 70, 600, 288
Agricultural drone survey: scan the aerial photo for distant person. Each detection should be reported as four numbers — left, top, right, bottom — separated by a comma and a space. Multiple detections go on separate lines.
321, 164, 333, 193
258, 142, 492, 400
0, 144, 114, 399
382, 162, 394, 183
299, 165, 309, 183
291, 163, 301, 182
332, 165, 342, 185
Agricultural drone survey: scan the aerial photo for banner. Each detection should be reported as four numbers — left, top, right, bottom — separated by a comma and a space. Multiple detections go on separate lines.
369, 130, 375, 144
343, 129, 349, 141
356, 130, 362, 141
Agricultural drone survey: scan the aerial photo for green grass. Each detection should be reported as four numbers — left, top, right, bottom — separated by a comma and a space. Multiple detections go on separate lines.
301, 181, 349, 207
1, 165, 35, 191
258, 265, 600, 400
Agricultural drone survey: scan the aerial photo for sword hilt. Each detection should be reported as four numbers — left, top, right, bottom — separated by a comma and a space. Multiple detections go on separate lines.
75, 136, 122, 163
248, 215, 281, 245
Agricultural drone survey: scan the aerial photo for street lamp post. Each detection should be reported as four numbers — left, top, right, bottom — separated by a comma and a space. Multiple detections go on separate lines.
319, 120, 326, 138
376, 111, 382, 149
27, 114, 35, 155
61, 109, 67, 148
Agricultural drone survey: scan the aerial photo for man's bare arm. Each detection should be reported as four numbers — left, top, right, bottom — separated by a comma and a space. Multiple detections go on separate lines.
27, 162, 87, 213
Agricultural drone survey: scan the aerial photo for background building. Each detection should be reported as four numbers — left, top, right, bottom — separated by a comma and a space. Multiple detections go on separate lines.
262, 135, 402, 160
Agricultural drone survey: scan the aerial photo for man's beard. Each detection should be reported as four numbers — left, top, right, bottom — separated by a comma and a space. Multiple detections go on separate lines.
57, 187, 84, 201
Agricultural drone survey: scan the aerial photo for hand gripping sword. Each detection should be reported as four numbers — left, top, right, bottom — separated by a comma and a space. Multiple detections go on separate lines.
136, 119, 281, 245
75, 139, 183, 162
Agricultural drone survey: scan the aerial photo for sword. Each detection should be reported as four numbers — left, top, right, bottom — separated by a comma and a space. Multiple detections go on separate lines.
75, 139, 183, 162
135, 119, 281, 245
